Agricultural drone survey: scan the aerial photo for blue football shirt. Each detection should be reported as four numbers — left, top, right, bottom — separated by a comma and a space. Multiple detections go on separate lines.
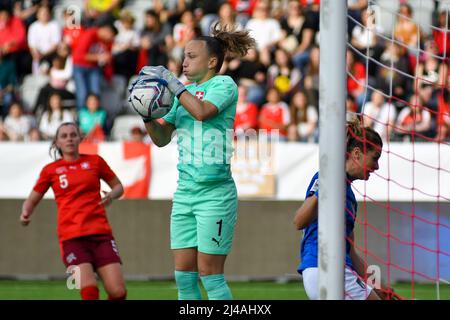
297, 172, 357, 274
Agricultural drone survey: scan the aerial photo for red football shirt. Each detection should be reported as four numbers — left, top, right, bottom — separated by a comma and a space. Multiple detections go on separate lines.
258, 102, 290, 137
234, 102, 258, 131
33, 154, 116, 242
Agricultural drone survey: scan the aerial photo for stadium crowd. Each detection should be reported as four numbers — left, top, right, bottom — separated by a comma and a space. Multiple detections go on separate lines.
0, 0, 449, 143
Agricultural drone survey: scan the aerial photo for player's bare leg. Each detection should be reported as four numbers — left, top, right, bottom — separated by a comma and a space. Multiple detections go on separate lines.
97, 263, 127, 300
197, 252, 226, 275
173, 248, 198, 271
173, 248, 201, 299
78, 263, 99, 300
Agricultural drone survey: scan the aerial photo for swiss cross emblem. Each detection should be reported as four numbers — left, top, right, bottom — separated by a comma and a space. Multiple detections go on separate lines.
81, 162, 90, 169
195, 91, 204, 100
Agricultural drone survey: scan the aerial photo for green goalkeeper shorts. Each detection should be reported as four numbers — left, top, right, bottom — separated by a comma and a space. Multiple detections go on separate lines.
170, 177, 238, 255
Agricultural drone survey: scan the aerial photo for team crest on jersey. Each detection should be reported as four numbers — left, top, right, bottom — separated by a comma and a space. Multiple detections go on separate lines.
195, 91, 204, 100
81, 162, 90, 170
55, 167, 67, 174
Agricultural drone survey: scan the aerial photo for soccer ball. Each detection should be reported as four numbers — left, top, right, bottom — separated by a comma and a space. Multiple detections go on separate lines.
128, 78, 174, 119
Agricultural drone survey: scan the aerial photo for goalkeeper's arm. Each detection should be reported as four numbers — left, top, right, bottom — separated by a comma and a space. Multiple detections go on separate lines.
143, 119, 176, 147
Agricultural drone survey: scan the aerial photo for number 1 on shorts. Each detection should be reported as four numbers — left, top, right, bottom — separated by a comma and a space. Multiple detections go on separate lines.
216, 219, 223, 237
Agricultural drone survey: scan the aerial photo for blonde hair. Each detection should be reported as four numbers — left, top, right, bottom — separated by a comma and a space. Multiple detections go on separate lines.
346, 116, 383, 155
49, 122, 81, 160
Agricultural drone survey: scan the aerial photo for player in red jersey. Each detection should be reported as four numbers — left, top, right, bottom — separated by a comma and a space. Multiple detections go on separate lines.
20, 122, 126, 300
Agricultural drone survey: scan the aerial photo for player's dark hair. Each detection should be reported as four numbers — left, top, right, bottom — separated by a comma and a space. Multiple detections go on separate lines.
346, 117, 383, 156
197, 22, 256, 72
49, 122, 81, 160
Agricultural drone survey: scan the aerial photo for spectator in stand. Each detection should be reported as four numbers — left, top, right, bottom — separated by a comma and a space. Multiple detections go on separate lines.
34, 43, 75, 118
287, 90, 318, 143
351, 6, 379, 54
83, 0, 121, 27
351, 6, 384, 77
62, 7, 85, 52
347, 48, 367, 111
39, 93, 74, 140
27, 5, 61, 75
258, 87, 290, 140
0, 117, 6, 140
394, 3, 421, 53
224, 47, 266, 106
267, 48, 301, 99
347, 0, 367, 38
433, 9, 450, 58
72, 23, 117, 111
28, 127, 42, 141
394, 94, 432, 141
246, 0, 281, 65
78, 93, 107, 136
228, 0, 258, 27
212, 2, 243, 31
303, 45, 320, 108
346, 95, 358, 113
13, 0, 55, 28
417, 52, 441, 89
3, 101, 33, 141
234, 84, 258, 138
152, 0, 187, 27
192, 0, 224, 36
432, 61, 449, 141
137, 9, 172, 71
435, 88, 449, 142
112, 10, 140, 81
0, 5, 29, 78
279, 0, 305, 55
362, 90, 397, 142
376, 42, 413, 102
0, 54, 17, 118
169, 10, 200, 62
291, 0, 320, 74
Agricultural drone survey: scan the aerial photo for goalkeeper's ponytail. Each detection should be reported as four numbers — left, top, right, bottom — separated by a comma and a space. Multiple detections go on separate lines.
346, 116, 383, 157
196, 22, 256, 72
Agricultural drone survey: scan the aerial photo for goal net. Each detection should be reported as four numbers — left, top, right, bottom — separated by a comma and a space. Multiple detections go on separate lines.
345, 0, 450, 300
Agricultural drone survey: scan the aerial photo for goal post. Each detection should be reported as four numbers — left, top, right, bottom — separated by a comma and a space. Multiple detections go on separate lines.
318, 0, 348, 300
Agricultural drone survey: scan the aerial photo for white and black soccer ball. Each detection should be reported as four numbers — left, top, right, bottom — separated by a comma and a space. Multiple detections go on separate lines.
128, 79, 174, 119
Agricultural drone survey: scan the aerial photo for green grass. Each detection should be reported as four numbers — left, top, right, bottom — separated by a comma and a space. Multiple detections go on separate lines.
0, 280, 448, 300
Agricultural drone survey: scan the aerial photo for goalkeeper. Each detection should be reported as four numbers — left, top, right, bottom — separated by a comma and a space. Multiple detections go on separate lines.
130, 23, 255, 300
293, 118, 398, 300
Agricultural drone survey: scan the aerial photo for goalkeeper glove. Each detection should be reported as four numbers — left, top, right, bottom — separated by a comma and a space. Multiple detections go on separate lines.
138, 65, 187, 98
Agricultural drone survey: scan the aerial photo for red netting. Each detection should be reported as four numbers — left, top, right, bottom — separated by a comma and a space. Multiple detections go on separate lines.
344, 1, 449, 300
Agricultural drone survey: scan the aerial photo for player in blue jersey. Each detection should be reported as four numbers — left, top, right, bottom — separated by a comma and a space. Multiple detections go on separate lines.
293, 118, 396, 300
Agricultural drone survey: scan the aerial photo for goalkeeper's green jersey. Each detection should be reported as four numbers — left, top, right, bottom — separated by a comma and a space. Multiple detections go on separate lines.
163, 75, 238, 182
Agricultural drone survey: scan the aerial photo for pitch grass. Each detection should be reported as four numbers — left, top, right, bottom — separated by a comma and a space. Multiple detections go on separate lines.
0, 280, 448, 300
